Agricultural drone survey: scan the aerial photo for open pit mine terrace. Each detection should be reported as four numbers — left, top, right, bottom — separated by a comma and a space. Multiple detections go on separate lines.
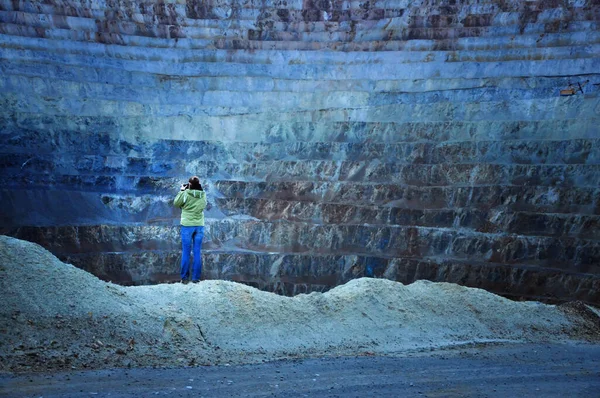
0, 0, 599, 305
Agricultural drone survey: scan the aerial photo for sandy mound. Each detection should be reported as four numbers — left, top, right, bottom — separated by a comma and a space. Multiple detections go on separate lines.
0, 235, 598, 373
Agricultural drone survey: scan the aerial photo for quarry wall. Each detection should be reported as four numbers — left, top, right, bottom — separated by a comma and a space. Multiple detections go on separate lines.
0, 0, 599, 303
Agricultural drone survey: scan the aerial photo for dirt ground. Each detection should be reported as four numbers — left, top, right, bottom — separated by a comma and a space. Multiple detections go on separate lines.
2, 343, 599, 397
1, 235, 599, 380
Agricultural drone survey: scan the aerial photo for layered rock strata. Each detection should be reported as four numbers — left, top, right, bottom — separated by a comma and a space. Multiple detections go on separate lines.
0, 0, 599, 303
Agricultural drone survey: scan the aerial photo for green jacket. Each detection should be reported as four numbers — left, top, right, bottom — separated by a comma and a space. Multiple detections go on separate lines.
173, 189, 207, 226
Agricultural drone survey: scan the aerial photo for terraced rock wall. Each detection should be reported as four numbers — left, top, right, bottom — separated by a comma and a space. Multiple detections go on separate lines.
1, 0, 599, 303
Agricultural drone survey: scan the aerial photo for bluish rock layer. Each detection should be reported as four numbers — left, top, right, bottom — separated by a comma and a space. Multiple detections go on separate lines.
0, 0, 599, 303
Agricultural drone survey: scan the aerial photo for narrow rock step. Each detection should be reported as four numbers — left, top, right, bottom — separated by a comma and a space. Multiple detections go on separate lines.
1, 183, 597, 228
0, 6, 399, 24
2, 26, 598, 53
9, 185, 594, 241
3, 153, 600, 187
3, 129, 597, 165
4, 58, 596, 94
56, 249, 599, 303
0, 16, 598, 49
4, 33, 599, 65
3, 223, 599, 271
2, 46, 598, 80
0, 6, 556, 30
244, 22, 600, 42
1, 92, 597, 121
2, 3, 597, 31
0, 10, 600, 44
6, 75, 598, 112
3, 114, 598, 144
4, 31, 600, 64
212, 181, 600, 215
5, 0, 595, 21
0, 134, 600, 165
214, 197, 600, 240
0, 188, 179, 227
4, 0, 591, 17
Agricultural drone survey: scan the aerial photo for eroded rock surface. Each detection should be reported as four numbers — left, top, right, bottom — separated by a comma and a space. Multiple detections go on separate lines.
0, 0, 599, 303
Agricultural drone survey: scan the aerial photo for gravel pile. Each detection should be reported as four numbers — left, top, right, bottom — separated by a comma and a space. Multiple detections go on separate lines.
1, 235, 598, 373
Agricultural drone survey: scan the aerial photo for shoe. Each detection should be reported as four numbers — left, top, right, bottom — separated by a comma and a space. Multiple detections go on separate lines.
191, 280, 200, 284
180, 279, 189, 284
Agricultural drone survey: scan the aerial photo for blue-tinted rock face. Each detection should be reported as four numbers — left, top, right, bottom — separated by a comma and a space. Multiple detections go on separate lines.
0, 0, 599, 303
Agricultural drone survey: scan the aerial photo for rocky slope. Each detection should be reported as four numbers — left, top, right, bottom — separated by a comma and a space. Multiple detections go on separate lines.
1, 236, 598, 373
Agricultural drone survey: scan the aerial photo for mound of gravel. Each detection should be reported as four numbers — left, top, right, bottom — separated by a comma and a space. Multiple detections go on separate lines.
0, 235, 598, 373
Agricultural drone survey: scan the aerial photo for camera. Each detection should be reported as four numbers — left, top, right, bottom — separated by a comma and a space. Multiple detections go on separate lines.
183, 183, 190, 189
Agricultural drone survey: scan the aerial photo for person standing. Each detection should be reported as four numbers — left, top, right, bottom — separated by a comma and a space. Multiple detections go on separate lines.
173, 176, 207, 283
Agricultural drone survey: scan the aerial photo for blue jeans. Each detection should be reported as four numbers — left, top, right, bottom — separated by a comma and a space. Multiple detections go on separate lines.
180, 226, 204, 281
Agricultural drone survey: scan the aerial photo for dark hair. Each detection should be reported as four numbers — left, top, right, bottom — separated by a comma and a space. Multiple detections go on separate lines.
188, 176, 203, 190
